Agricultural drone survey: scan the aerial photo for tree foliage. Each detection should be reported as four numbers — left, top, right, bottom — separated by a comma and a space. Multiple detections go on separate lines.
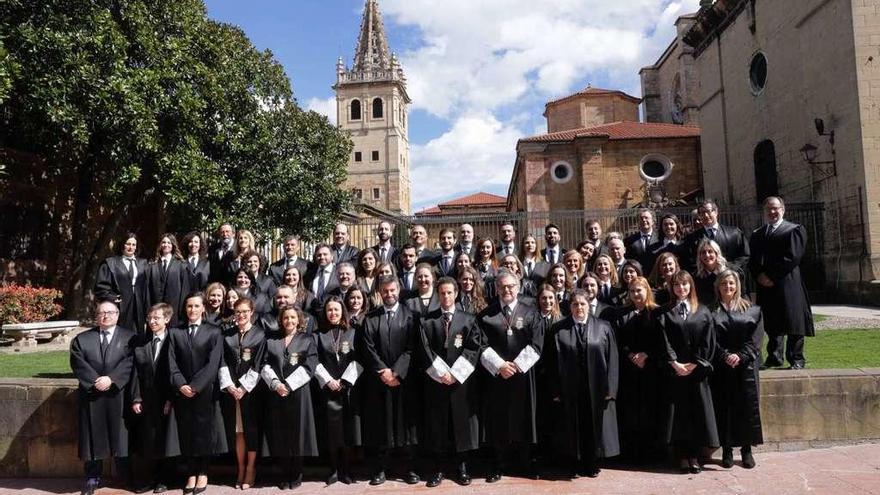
0, 0, 352, 309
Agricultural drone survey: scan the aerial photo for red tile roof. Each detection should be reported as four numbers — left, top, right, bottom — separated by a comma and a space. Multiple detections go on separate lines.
415, 206, 442, 215
519, 121, 700, 143
545, 86, 642, 107
438, 191, 507, 207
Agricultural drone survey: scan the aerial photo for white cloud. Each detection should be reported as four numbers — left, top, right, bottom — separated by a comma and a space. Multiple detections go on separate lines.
360, 0, 703, 207
409, 113, 522, 209
305, 96, 337, 125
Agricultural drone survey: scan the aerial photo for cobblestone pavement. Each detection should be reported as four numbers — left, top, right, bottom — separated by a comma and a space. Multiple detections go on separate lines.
2, 443, 878, 495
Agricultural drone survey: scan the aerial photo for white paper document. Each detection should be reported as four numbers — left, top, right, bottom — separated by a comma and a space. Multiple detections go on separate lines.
341, 361, 364, 385
313, 363, 332, 388
514, 345, 540, 373
285, 366, 311, 392
480, 347, 506, 376
427, 356, 452, 383
239, 369, 260, 392
450, 356, 475, 384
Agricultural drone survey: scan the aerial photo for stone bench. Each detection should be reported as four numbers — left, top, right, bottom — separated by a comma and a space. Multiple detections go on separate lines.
1, 321, 80, 348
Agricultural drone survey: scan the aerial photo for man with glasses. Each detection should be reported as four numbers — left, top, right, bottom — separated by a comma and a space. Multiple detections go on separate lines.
682, 199, 750, 275
477, 271, 543, 482
70, 300, 136, 495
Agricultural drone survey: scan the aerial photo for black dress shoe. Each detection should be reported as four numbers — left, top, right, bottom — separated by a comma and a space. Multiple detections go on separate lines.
80, 481, 98, 495
369, 471, 386, 486
289, 477, 302, 490
455, 471, 471, 486
153, 483, 168, 494
742, 447, 756, 469
182, 488, 195, 495
426, 473, 443, 488
193, 487, 207, 495
689, 462, 701, 474
585, 467, 600, 478
760, 359, 783, 370
404, 471, 420, 485
721, 447, 734, 468
134, 484, 154, 494
789, 363, 805, 370
485, 472, 502, 483
326, 470, 339, 486
340, 473, 355, 485
277, 481, 290, 490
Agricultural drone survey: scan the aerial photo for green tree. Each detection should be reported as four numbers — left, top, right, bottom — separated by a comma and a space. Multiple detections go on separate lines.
0, 0, 352, 313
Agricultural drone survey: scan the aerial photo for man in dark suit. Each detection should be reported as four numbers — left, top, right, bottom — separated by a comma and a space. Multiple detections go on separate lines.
305, 244, 339, 303
478, 271, 543, 482
455, 223, 476, 261
356, 276, 420, 486
624, 209, 660, 272
269, 235, 310, 286
540, 223, 565, 265
585, 219, 608, 267
332, 223, 361, 264
373, 221, 398, 265
432, 228, 458, 279
129, 303, 178, 493
607, 238, 628, 280
496, 222, 518, 257
749, 197, 815, 370
324, 262, 356, 304
70, 300, 136, 495
682, 200, 750, 275
411, 224, 436, 263
419, 277, 481, 487
397, 244, 419, 301
208, 223, 236, 284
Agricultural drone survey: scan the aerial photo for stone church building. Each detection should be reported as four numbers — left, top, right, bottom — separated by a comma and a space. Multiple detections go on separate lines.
334, 0, 412, 214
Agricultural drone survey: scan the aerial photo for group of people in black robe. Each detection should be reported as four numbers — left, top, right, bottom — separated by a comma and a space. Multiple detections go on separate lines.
73, 196, 813, 493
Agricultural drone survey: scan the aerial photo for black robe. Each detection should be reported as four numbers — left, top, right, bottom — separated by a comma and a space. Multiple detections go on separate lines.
261, 332, 319, 457
625, 231, 660, 274
94, 256, 149, 334
682, 224, 750, 278
405, 291, 441, 319
208, 242, 237, 285
748, 221, 815, 337
612, 308, 664, 456
167, 322, 227, 456
545, 316, 620, 460
71, 326, 136, 461
419, 309, 481, 453
219, 324, 267, 451
477, 301, 543, 446
268, 257, 310, 287
356, 304, 419, 449
147, 258, 189, 328
694, 272, 717, 308
658, 304, 719, 450
128, 332, 180, 459
711, 305, 764, 447
315, 326, 362, 451
185, 257, 211, 292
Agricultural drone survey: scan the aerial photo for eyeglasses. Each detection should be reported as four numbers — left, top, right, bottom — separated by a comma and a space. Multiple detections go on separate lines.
234, 310, 252, 316
96, 311, 119, 316
499, 284, 518, 291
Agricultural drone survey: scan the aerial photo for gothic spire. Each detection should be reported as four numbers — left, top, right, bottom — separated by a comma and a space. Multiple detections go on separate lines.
353, 0, 392, 72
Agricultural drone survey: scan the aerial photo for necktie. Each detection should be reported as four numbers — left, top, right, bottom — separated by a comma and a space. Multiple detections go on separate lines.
526, 260, 533, 276
190, 256, 197, 269
557, 292, 563, 303
590, 303, 597, 316
642, 235, 649, 249
288, 257, 296, 267
317, 269, 327, 299
574, 323, 585, 351
152, 336, 161, 362
462, 294, 471, 310
126, 258, 135, 282
188, 324, 197, 343
100, 331, 109, 361
503, 306, 512, 318
708, 228, 716, 240
442, 256, 450, 274
380, 247, 387, 261
386, 310, 394, 325
678, 302, 689, 320
602, 283, 609, 300
405, 272, 412, 291
549, 249, 556, 264
161, 258, 168, 275
443, 312, 452, 341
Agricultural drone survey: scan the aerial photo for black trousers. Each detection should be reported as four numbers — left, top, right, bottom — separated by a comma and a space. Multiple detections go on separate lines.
84, 457, 129, 481
185, 456, 210, 477
427, 450, 469, 475
766, 334, 805, 366
369, 445, 416, 474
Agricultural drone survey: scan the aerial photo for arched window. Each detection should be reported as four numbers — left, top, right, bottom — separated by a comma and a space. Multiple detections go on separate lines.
754, 140, 779, 203
372, 97, 383, 119
350, 99, 361, 121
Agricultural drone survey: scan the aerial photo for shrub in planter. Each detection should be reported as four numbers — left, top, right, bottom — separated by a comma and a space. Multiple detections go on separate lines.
0, 285, 64, 324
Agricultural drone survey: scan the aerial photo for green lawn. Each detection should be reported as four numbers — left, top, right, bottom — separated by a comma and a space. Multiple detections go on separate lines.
813, 314, 829, 324
0, 328, 878, 378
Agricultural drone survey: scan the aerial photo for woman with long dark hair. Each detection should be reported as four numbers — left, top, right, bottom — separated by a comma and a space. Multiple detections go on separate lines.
94, 232, 149, 333
148, 233, 189, 327
456, 267, 488, 314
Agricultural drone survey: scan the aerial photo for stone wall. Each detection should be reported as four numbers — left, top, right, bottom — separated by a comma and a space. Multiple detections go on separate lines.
1, 369, 878, 477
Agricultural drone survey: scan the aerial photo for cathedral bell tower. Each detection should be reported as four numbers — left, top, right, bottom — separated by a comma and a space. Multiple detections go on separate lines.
334, 0, 412, 214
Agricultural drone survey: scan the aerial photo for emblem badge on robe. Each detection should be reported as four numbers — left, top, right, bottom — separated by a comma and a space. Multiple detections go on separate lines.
515, 317, 524, 329
242, 348, 252, 363
454, 334, 463, 349
289, 353, 299, 365
341, 341, 351, 354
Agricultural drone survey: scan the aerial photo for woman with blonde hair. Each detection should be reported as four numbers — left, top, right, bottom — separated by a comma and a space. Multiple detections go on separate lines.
711, 270, 763, 470
613, 276, 664, 462
694, 239, 729, 306
545, 263, 573, 316
593, 254, 621, 304
562, 250, 586, 288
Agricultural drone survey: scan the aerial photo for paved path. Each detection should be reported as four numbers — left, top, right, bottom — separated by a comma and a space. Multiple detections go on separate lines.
812, 305, 880, 320
2, 443, 878, 495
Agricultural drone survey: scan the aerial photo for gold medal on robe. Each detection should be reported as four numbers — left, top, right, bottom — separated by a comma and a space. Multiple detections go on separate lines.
242, 348, 252, 362
289, 353, 299, 365
454, 334, 463, 349
515, 317, 524, 329
341, 341, 350, 354
507, 327, 513, 336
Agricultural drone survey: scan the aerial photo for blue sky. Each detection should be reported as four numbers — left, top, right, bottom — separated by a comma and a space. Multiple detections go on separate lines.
204, 0, 701, 210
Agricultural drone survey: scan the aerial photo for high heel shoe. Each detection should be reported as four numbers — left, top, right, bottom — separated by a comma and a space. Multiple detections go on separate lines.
688, 458, 702, 474
241, 466, 255, 490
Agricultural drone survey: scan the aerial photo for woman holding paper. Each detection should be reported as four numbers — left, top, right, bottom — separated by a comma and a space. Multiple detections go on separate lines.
314, 296, 362, 485
419, 277, 482, 487
544, 289, 620, 478
219, 297, 267, 490
260, 306, 319, 489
